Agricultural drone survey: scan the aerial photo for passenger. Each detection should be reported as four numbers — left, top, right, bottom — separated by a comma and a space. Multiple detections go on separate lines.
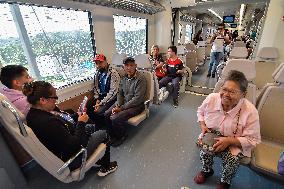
0, 65, 33, 115
159, 45, 184, 108
150, 45, 165, 80
193, 29, 203, 45
23, 81, 118, 176
104, 57, 147, 147
194, 70, 261, 189
207, 23, 229, 78
86, 54, 120, 130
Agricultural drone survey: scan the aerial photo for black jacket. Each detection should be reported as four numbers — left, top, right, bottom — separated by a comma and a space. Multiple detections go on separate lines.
26, 108, 88, 161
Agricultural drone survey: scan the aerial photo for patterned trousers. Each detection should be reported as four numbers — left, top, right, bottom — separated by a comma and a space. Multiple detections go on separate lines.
200, 149, 241, 184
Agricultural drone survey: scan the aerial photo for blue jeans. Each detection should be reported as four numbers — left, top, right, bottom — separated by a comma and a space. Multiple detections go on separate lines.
159, 76, 181, 100
208, 52, 223, 75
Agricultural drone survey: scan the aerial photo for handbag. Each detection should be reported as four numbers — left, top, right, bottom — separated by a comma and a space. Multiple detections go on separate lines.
196, 130, 223, 155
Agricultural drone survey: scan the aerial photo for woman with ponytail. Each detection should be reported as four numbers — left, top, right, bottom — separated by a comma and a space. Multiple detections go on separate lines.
23, 81, 118, 176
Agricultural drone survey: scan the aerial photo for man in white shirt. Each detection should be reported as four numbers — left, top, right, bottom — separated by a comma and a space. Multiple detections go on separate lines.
207, 23, 230, 78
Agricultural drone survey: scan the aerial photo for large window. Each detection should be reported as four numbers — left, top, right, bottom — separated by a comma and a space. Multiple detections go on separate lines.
113, 15, 147, 56
185, 24, 193, 43
0, 3, 95, 88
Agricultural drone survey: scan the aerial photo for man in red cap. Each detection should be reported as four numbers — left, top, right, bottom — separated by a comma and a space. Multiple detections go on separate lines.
86, 54, 120, 130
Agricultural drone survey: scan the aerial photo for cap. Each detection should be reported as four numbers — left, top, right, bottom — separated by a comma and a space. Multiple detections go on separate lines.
94, 54, 106, 62
123, 57, 135, 64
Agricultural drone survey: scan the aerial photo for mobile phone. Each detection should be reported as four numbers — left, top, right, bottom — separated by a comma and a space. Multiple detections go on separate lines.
79, 96, 88, 113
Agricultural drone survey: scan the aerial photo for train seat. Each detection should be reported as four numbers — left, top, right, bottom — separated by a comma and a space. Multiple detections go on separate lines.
229, 47, 248, 59
254, 47, 279, 91
251, 63, 284, 181
234, 41, 246, 47
213, 59, 256, 105
0, 93, 106, 183
196, 41, 206, 66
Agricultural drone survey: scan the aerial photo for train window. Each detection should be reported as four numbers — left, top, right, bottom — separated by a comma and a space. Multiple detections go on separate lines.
0, 3, 95, 88
185, 24, 193, 43
113, 15, 147, 56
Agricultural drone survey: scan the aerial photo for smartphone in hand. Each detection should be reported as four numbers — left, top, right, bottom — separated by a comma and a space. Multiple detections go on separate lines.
78, 96, 88, 113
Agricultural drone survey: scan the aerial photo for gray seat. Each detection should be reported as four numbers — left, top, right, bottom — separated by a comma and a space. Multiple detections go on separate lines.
229, 47, 248, 59
214, 59, 256, 105
0, 93, 106, 183
254, 47, 279, 91
251, 63, 284, 181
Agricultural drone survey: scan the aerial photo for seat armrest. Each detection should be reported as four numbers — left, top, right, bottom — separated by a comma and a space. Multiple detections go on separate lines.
57, 147, 87, 180
144, 100, 151, 109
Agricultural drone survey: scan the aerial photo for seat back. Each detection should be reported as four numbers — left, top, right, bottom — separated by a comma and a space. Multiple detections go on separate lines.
213, 59, 256, 105
185, 43, 196, 51
185, 51, 197, 72
112, 53, 127, 67
257, 64, 284, 143
229, 47, 248, 59
254, 47, 279, 90
0, 93, 72, 182
205, 44, 212, 58
134, 54, 152, 70
257, 47, 278, 61
196, 47, 205, 66
234, 41, 246, 47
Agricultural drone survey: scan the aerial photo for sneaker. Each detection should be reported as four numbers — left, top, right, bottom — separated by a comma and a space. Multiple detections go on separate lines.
216, 182, 230, 189
173, 99, 178, 108
97, 161, 118, 177
207, 73, 211, 77
194, 169, 214, 184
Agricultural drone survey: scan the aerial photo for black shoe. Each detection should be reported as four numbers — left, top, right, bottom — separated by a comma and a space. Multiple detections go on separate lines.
212, 74, 215, 78
110, 135, 128, 147
207, 73, 211, 77
97, 161, 118, 177
173, 99, 178, 108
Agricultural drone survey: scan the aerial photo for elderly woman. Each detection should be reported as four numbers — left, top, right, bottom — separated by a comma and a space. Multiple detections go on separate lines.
23, 81, 118, 176
194, 70, 261, 189
150, 45, 165, 80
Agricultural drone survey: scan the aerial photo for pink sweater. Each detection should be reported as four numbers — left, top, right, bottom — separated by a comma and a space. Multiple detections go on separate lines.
0, 86, 30, 116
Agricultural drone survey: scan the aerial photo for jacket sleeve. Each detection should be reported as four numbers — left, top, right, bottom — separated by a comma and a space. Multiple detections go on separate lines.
99, 69, 120, 105
116, 78, 125, 107
120, 75, 147, 110
93, 73, 99, 100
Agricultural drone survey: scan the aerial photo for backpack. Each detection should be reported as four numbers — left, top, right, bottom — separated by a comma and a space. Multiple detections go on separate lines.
278, 151, 284, 175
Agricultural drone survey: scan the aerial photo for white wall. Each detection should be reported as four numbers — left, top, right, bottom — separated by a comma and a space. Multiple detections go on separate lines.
258, 0, 284, 63
11, 0, 155, 61
154, 0, 172, 53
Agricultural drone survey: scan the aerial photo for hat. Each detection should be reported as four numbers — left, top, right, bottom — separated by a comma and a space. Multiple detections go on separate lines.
123, 57, 135, 64
94, 54, 106, 62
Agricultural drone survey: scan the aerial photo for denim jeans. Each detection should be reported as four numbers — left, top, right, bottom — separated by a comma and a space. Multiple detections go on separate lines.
208, 52, 223, 75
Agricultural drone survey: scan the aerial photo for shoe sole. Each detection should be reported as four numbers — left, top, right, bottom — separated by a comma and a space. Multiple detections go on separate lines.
97, 165, 118, 177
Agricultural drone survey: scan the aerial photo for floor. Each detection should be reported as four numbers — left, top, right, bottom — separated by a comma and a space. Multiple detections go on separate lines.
24, 63, 284, 189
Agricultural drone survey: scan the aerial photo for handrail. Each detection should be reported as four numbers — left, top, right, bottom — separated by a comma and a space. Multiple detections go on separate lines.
1, 100, 28, 137
57, 147, 88, 180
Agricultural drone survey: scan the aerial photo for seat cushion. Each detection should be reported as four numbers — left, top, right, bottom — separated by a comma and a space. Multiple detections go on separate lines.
252, 141, 284, 174
127, 110, 147, 126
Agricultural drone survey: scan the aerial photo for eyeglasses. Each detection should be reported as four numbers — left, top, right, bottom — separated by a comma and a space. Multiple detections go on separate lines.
220, 87, 241, 96
45, 96, 59, 100
217, 27, 224, 30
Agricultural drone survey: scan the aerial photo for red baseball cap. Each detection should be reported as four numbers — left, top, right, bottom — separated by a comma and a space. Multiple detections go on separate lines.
93, 54, 106, 62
